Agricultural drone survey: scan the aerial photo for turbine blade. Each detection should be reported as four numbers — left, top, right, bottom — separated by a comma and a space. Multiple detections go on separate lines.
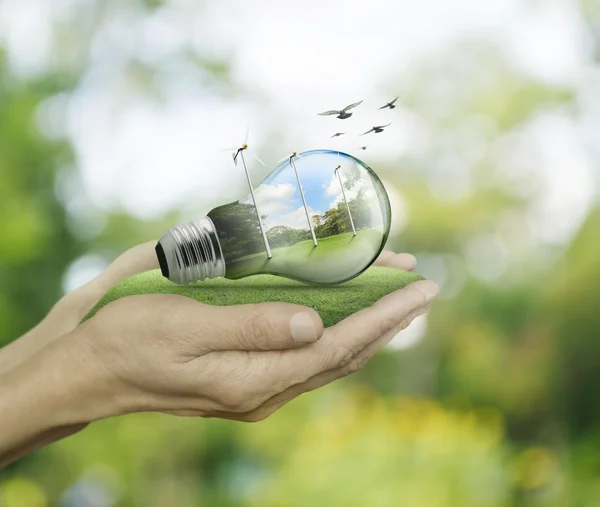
334, 152, 340, 171
244, 123, 250, 144
252, 153, 266, 167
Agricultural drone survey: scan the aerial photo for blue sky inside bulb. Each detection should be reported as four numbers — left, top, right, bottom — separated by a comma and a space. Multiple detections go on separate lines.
251, 150, 389, 234
208, 150, 392, 285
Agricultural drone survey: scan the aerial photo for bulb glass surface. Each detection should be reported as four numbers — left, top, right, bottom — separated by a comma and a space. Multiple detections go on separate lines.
207, 150, 391, 285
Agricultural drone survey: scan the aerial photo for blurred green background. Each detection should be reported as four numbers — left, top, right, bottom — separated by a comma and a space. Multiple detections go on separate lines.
1, 0, 599, 505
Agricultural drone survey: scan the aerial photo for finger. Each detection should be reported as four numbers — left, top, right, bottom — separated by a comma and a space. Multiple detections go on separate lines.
238, 304, 433, 423
319, 279, 437, 360
353, 305, 431, 366
44, 240, 160, 333
262, 279, 438, 387
1, 241, 160, 375
373, 251, 417, 271
196, 302, 325, 352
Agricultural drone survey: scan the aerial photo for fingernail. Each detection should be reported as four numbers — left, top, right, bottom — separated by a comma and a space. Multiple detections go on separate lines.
290, 312, 319, 343
411, 280, 440, 303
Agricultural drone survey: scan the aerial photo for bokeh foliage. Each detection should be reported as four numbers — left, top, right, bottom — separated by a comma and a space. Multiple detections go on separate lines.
0, 51, 77, 343
1, 1, 600, 506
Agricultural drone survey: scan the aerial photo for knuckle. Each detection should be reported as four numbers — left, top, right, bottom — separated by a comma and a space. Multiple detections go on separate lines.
330, 346, 354, 370
379, 316, 399, 335
354, 354, 371, 372
343, 354, 369, 376
242, 311, 275, 350
398, 317, 413, 332
396, 308, 427, 334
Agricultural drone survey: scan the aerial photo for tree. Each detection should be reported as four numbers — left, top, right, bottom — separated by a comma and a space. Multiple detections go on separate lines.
266, 225, 310, 249
208, 202, 267, 261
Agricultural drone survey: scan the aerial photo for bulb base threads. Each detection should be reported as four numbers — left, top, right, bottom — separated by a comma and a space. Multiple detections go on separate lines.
156, 216, 226, 284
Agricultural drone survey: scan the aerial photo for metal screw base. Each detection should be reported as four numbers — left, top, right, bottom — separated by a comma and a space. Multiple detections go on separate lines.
156, 216, 226, 285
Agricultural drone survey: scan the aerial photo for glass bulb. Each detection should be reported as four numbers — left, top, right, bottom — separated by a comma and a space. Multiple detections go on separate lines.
156, 150, 391, 285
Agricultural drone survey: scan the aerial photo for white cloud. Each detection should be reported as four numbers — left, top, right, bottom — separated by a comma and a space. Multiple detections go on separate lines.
247, 183, 296, 216
324, 176, 339, 197
254, 182, 295, 202
324, 173, 367, 208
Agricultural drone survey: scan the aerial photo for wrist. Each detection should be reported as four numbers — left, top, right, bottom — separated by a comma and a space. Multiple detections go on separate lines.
0, 322, 121, 435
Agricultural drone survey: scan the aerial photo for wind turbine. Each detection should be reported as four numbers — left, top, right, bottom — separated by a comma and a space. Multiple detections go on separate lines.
276, 151, 318, 247
334, 153, 357, 236
221, 126, 272, 259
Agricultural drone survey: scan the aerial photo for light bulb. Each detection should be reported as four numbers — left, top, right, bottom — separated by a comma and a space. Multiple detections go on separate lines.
156, 150, 391, 285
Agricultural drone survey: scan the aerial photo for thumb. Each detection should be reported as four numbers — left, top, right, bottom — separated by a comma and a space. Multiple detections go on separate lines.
201, 302, 324, 351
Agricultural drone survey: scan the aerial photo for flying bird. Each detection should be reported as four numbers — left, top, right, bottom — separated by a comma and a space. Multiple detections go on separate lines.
331, 132, 345, 138
318, 100, 363, 119
358, 146, 368, 150
379, 96, 399, 110
361, 123, 391, 135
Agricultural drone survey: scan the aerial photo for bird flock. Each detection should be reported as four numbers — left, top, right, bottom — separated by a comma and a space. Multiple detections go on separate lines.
222, 95, 399, 170
318, 96, 398, 151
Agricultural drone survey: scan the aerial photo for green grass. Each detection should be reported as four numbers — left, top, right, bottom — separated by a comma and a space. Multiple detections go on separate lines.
227, 228, 385, 283
84, 266, 423, 327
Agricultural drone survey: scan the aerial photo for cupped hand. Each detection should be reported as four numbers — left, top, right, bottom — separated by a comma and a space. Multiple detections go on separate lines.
80, 250, 438, 422
0, 244, 437, 468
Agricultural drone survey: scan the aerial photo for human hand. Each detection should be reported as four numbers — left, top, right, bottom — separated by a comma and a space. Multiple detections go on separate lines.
0, 240, 161, 467
0, 241, 160, 376
0, 244, 437, 468
74, 250, 438, 422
